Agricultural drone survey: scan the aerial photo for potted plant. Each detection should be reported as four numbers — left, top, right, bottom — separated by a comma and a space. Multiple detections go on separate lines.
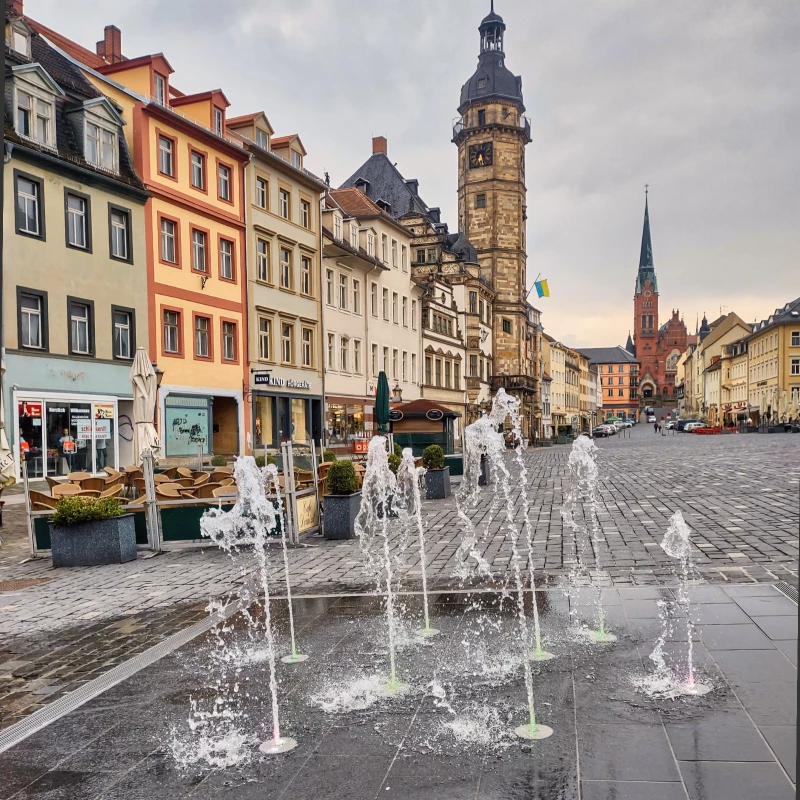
210, 454, 228, 468
422, 445, 451, 499
323, 460, 361, 539
322, 449, 337, 463
49, 496, 136, 568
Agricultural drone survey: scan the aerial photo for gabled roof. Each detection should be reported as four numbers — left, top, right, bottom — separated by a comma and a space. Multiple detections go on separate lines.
697, 312, 751, 350
95, 52, 174, 77
576, 346, 640, 365
329, 187, 384, 218
394, 398, 460, 418
25, 17, 109, 70
171, 88, 230, 109
10, 62, 64, 96
271, 134, 306, 155
227, 111, 275, 135
748, 297, 800, 338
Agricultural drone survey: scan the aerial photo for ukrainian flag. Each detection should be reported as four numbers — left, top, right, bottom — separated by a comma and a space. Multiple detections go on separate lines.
534, 279, 550, 298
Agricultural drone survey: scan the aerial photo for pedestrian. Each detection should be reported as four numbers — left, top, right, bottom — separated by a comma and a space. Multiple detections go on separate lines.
654, 421, 658, 434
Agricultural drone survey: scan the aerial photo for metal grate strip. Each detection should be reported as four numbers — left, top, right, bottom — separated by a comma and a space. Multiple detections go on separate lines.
0, 600, 241, 755
774, 581, 799, 604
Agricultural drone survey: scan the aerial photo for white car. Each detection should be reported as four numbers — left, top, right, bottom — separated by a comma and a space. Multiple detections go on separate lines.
683, 421, 705, 432
647, 415, 656, 423
617, 420, 633, 428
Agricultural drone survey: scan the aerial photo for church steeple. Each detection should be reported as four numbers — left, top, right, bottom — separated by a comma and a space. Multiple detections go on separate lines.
626, 331, 635, 354
635, 188, 658, 294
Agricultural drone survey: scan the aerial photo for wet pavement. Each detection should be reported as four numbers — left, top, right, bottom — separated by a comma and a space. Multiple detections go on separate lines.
0, 585, 795, 799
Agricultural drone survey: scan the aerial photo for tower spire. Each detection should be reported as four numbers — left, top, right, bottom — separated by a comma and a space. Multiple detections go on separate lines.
639, 189, 653, 268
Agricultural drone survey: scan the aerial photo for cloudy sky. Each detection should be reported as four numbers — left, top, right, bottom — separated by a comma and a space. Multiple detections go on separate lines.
27, 0, 799, 347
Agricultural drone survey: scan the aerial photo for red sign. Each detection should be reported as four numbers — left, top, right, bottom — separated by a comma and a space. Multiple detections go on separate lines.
18, 401, 42, 418
353, 439, 370, 454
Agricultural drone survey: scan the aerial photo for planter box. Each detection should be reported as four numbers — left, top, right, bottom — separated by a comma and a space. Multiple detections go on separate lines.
50, 514, 137, 568
556, 436, 569, 445
323, 491, 362, 540
424, 467, 451, 500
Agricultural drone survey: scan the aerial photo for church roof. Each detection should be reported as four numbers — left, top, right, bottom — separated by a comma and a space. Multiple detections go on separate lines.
635, 195, 658, 294
625, 332, 635, 354
576, 346, 639, 365
445, 231, 479, 264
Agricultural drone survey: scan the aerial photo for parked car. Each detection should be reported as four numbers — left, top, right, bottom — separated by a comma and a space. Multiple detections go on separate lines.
665, 420, 676, 429
617, 420, 633, 428
684, 421, 706, 432
593, 425, 612, 438
647, 415, 656, 423
676, 418, 701, 432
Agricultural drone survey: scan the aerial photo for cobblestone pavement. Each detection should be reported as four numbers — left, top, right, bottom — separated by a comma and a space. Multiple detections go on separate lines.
1, 426, 797, 728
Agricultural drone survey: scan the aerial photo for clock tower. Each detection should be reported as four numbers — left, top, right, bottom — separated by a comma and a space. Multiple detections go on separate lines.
453, 3, 534, 414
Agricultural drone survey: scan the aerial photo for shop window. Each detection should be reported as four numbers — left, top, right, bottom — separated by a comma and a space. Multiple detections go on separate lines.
254, 395, 274, 448
112, 306, 135, 360
68, 298, 94, 356
17, 287, 48, 351
326, 403, 364, 445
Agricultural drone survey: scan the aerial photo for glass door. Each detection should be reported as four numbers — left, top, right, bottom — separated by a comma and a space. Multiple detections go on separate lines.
18, 400, 44, 479
93, 403, 116, 473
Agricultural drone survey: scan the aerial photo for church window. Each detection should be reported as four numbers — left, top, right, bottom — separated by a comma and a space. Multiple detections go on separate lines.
502, 319, 512, 335
416, 248, 425, 264
477, 109, 486, 125
477, 78, 487, 90
475, 193, 486, 209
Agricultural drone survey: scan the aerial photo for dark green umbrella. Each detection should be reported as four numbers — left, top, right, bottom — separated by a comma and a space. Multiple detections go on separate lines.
375, 371, 391, 433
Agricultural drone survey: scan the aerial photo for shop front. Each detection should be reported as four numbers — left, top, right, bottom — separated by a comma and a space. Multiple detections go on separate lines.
14, 391, 132, 480
324, 395, 373, 453
160, 390, 243, 459
251, 372, 323, 452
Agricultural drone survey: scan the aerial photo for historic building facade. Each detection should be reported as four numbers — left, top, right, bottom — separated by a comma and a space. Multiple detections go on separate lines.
630, 194, 692, 408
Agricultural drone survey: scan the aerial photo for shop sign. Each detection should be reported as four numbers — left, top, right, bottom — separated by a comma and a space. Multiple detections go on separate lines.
253, 371, 271, 385
95, 403, 115, 419
426, 409, 444, 421
296, 493, 319, 533
76, 419, 112, 440
255, 374, 312, 390
389, 410, 403, 422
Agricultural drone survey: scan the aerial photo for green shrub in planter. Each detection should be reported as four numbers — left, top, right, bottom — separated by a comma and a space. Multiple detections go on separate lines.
387, 453, 401, 474
210, 454, 227, 467
52, 496, 124, 527
326, 460, 359, 495
255, 455, 266, 468
422, 445, 444, 471
267, 455, 277, 466
322, 449, 337, 463
392, 442, 403, 458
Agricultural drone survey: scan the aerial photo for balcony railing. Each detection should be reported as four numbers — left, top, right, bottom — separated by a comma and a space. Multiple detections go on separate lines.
452, 113, 531, 142
490, 374, 536, 393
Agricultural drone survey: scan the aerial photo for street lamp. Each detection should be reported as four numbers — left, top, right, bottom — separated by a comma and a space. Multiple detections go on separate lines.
391, 383, 403, 403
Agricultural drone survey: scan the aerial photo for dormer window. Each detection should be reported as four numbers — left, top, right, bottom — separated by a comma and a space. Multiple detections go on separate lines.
154, 73, 166, 105
333, 214, 342, 241
14, 90, 56, 149
366, 233, 375, 257
290, 150, 302, 169
350, 224, 358, 248
213, 107, 224, 136
6, 19, 31, 57
256, 129, 268, 149
86, 122, 116, 171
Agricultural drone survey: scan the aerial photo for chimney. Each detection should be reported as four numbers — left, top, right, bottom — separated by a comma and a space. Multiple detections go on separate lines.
8, 0, 23, 15
96, 24, 123, 64
372, 136, 387, 155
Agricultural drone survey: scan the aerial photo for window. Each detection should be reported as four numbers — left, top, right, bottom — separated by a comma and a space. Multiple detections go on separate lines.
792, 358, 800, 376
222, 321, 236, 360
218, 164, 231, 201
301, 257, 311, 295
15, 174, 42, 238
792, 331, 800, 347
340, 337, 349, 372
326, 270, 335, 305
302, 328, 313, 367
327, 333, 336, 369
213, 107, 224, 136
10, 26, 29, 56
445, 361, 451, 388
291, 150, 302, 169
86, 122, 116, 171
435, 359, 442, 387
366, 233, 374, 257
280, 248, 291, 289
69, 300, 92, 355
371, 283, 378, 316
333, 214, 342, 240
371, 343, 378, 376
618, 364, 624, 372
475, 193, 486, 209
158, 135, 174, 176
412, 353, 417, 383
154, 73, 166, 105
279, 188, 290, 219
195, 316, 210, 358
336, 274, 348, 309
160, 217, 177, 263
383, 288, 389, 320
163, 310, 180, 354
391, 239, 398, 267
219, 239, 234, 279
470, 354, 478, 377
618, 389, 624, 397
411, 300, 417, 330
352, 280, 361, 314
350, 224, 359, 247
354, 340, 362, 374
259, 317, 272, 360
416, 248, 425, 264
109, 207, 130, 261
402, 352, 408, 381
383, 346, 389, 373
254, 176, 268, 209
66, 193, 89, 250
16, 91, 53, 147
300, 200, 310, 229
256, 239, 270, 282
281, 323, 293, 363
401, 245, 408, 271
427, 248, 436, 263
187, 229, 206, 272
502, 318, 512, 335
425, 356, 432, 385
392, 349, 398, 380
469, 291, 478, 314
191, 151, 205, 190
256, 129, 268, 149
19, 290, 45, 349
113, 308, 133, 359
392, 292, 399, 323
402, 297, 408, 326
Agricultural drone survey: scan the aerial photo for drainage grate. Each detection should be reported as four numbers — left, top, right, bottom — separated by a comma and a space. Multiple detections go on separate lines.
774, 581, 799, 604
0, 599, 241, 754
0, 578, 52, 592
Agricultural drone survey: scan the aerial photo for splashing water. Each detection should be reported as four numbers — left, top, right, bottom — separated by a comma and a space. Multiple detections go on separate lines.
395, 448, 438, 637
658, 510, 711, 696
310, 673, 412, 714
264, 465, 307, 664
199, 456, 298, 755
355, 436, 409, 690
561, 436, 615, 642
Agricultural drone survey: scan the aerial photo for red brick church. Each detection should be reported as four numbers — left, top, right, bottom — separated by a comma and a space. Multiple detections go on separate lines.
628, 193, 693, 408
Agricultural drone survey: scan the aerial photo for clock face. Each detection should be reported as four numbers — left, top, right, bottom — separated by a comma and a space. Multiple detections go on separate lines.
469, 142, 493, 168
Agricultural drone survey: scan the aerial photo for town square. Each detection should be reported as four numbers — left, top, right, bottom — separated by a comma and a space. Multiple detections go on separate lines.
1, 0, 797, 798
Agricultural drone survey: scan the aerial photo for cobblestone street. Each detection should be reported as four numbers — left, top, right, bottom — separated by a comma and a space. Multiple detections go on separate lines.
1, 427, 797, 728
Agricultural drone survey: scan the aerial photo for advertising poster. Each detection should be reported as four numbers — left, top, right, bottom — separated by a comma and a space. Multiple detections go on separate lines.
295, 493, 319, 533
18, 401, 42, 419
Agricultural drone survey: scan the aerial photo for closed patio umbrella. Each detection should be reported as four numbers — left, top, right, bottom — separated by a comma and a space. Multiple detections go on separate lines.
130, 348, 161, 464
375, 371, 391, 434
0, 359, 15, 486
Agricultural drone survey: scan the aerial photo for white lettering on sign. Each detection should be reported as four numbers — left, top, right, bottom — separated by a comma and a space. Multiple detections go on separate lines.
260, 376, 312, 390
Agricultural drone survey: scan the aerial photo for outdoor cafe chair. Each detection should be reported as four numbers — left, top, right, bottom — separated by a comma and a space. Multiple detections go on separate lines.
133, 477, 147, 496
80, 477, 106, 493
103, 474, 124, 487
123, 495, 147, 508
67, 471, 92, 483
45, 476, 64, 491
99, 484, 123, 499
156, 485, 183, 499
193, 473, 210, 486
195, 483, 222, 499
52, 483, 84, 497
172, 478, 195, 488
29, 490, 58, 509
218, 477, 235, 486
211, 486, 237, 499
176, 467, 194, 479
103, 467, 122, 480
75, 490, 101, 497
212, 465, 233, 475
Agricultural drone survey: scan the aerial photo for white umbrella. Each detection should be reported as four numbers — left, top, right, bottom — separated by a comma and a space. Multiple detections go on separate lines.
130, 348, 161, 464
779, 390, 789, 421
0, 359, 16, 486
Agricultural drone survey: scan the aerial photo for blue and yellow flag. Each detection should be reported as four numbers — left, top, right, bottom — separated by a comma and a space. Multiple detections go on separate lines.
534, 279, 550, 298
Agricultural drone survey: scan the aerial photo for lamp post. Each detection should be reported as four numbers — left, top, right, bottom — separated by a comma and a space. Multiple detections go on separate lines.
391, 383, 403, 404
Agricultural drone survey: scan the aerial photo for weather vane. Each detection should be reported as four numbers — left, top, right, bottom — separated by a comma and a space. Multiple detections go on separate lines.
645, 183, 649, 195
